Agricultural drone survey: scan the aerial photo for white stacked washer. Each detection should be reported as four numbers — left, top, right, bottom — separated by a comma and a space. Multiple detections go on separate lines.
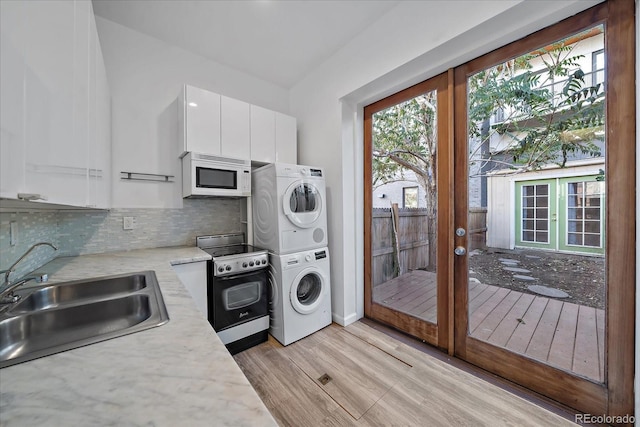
252, 163, 331, 345
268, 248, 331, 345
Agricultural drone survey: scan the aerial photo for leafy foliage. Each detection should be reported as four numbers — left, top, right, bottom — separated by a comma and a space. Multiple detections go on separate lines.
468, 38, 605, 173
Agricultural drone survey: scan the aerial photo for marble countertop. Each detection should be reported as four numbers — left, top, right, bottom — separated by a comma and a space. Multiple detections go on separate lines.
0, 247, 277, 427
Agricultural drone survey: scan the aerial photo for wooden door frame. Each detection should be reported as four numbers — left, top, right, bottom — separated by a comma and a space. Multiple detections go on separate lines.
364, 71, 453, 350
453, 0, 634, 416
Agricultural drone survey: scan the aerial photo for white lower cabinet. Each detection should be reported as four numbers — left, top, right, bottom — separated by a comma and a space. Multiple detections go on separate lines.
172, 261, 208, 319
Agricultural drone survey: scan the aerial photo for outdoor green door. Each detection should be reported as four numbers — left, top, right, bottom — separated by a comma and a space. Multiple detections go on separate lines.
558, 176, 605, 255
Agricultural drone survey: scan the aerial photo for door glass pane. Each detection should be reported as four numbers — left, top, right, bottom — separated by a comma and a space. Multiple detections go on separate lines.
290, 184, 318, 213
467, 26, 606, 382
371, 90, 438, 324
297, 274, 321, 305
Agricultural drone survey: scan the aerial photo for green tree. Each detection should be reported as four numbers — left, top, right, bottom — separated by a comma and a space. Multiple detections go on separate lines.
468, 41, 604, 175
372, 91, 438, 271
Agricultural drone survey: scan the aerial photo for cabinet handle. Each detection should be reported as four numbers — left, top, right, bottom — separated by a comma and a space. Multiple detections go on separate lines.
17, 193, 47, 201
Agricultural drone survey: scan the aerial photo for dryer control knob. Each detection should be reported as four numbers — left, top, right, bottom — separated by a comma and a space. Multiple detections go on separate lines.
300, 168, 308, 176
305, 254, 312, 262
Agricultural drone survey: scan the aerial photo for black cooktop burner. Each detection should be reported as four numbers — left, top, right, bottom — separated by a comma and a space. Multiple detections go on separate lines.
204, 244, 265, 258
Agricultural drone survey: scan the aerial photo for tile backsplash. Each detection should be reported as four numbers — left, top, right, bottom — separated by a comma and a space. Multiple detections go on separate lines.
0, 198, 242, 281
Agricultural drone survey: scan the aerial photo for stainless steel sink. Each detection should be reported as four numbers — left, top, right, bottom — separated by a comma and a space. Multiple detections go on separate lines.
0, 271, 169, 368
10, 273, 148, 313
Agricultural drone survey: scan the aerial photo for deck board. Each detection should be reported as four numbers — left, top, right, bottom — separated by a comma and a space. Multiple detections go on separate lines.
372, 269, 604, 382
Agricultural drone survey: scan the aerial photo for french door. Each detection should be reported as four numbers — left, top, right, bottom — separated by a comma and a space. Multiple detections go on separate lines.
365, 0, 634, 417
364, 71, 452, 349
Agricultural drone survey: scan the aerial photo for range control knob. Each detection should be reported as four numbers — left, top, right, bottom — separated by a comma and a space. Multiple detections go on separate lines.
217, 266, 224, 273
249, 261, 255, 267
261, 259, 267, 265
225, 265, 232, 272
242, 262, 248, 268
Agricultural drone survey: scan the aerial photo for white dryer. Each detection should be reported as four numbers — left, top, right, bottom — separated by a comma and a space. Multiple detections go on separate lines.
269, 247, 332, 346
252, 163, 327, 254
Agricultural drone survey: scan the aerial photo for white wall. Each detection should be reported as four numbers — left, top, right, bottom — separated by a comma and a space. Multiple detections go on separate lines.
95, 17, 290, 208
290, 0, 603, 326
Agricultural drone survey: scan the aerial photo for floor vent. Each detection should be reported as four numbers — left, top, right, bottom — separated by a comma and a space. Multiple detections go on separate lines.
318, 373, 331, 385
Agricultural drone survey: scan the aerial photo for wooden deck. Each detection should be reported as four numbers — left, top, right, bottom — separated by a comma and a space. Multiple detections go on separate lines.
373, 270, 605, 382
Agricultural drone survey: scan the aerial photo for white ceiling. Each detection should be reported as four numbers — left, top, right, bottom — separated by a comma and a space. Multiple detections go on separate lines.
92, 0, 400, 89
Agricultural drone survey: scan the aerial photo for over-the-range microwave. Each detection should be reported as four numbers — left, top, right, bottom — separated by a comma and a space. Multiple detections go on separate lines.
182, 152, 251, 198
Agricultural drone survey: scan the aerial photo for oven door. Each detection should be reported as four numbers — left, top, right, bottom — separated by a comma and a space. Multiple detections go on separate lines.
208, 268, 267, 331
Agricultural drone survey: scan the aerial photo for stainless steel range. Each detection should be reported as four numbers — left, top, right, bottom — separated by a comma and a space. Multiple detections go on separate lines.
196, 233, 269, 354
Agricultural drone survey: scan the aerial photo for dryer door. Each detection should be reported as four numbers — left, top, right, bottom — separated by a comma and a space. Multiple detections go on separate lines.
289, 268, 326, 315
282, 181, 323, 229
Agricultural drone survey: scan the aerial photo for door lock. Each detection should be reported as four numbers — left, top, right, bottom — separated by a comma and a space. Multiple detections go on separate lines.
454, 246, 466, 256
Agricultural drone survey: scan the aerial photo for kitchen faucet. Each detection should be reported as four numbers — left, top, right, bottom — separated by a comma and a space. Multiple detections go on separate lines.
0, 242, 57, 304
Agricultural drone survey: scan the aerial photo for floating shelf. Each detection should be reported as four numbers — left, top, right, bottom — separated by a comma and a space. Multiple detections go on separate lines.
120, 172, 175, 183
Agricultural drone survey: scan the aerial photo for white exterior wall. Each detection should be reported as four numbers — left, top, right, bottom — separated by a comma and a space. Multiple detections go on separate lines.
290, 0, 604, 328
95, 17, 289, 208
486, 175, 513, 249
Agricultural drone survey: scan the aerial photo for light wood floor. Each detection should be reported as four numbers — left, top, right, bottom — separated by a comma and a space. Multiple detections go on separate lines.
234, 322, 577, 426
373, 270, 604, 382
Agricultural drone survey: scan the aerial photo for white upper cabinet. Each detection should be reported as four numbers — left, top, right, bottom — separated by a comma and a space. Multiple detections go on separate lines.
0, 0, 27, 200
250, 107, 297, 164
275, 112, 297, 164
221, 96, 250, 159
177, 85, 297, 164
250, 105, 276, 163
178, 85, 221, 158
0, 0, 110, 208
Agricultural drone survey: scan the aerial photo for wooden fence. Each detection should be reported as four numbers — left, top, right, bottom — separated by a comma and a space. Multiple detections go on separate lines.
468, 207, 487, 251
371, 207, 487, 287
372, 207, 430, 287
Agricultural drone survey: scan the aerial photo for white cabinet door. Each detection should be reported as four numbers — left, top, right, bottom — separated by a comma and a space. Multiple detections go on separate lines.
23, 0, 86, 207
88, 3, 111, 209
221, 96, 250, 160
0, 0, 26, 199
250, 105, 276, 163
275, 112, 297, 164
179, 85, 221, 157
0, 0, 110, 208
172, 261, 208, 318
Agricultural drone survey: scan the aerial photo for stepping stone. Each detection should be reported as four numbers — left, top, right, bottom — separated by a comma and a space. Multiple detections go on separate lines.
469, 277, 481, 284
501, 261, 519, 267
525, 255, 542, 259
503, 267, 531, 273
527, 284, 569, 298
499, 258, 520, 263
513, 274, 537, 281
